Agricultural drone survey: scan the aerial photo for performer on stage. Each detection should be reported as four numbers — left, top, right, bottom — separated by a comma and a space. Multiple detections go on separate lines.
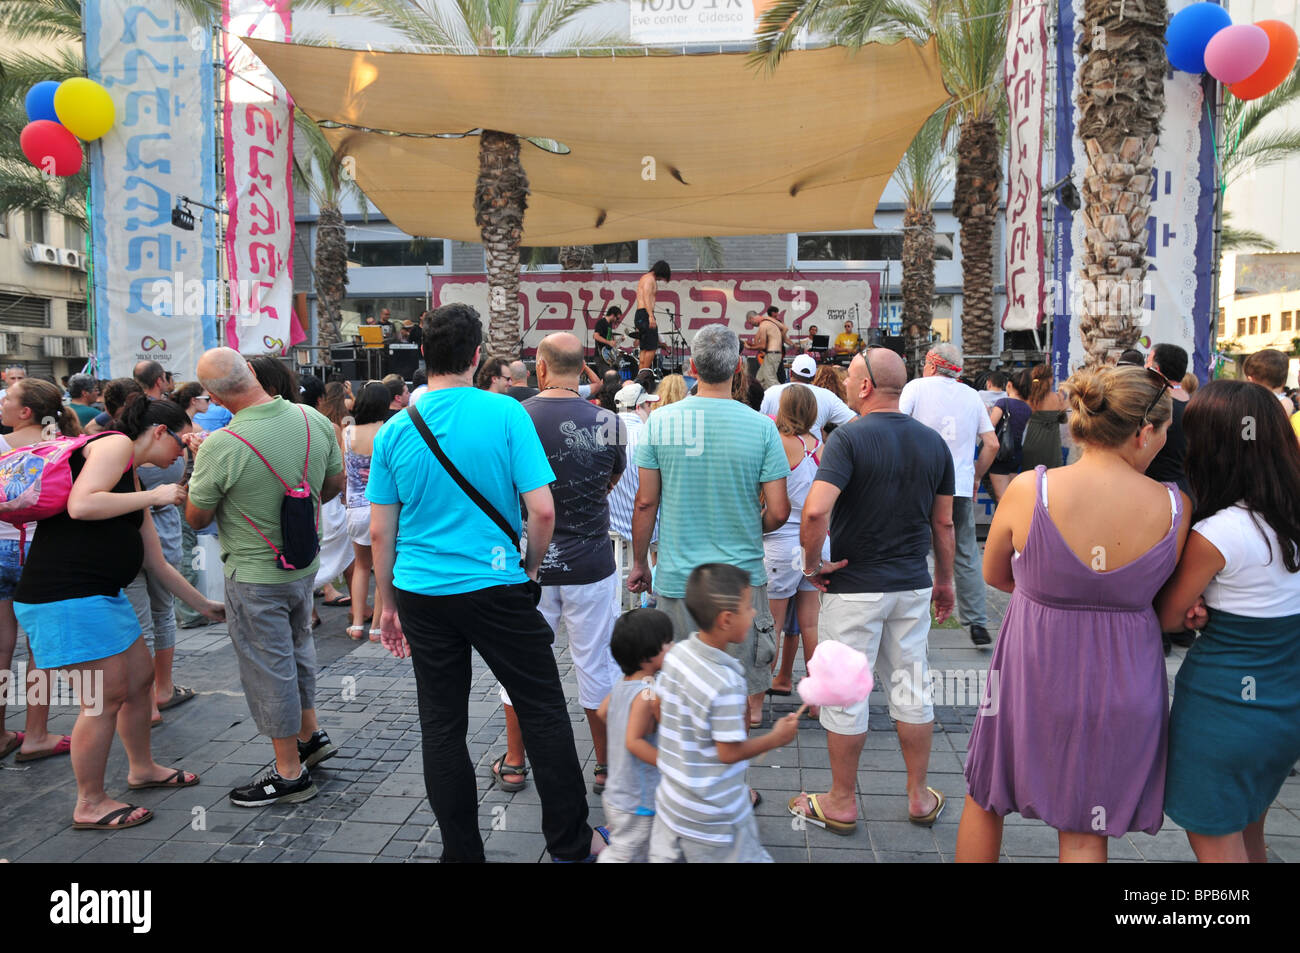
593, 306, 625, 376
754, 306, 791, 390
635, 261, 671, 371
834, 319, 862, 359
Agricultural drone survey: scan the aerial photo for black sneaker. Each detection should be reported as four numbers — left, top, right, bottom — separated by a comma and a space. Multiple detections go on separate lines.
298, 730, 338, 769
969, 625, 992, 646
229, 767, 317, 808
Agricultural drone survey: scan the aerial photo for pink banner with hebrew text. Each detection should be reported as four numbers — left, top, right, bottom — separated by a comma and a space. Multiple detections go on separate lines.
223, 0, 296, 353
1002, 0, 1047, 331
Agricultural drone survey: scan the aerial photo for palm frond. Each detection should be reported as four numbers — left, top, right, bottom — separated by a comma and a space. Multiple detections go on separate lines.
292, 108, 366, 210
893, 104, 953, 210
1220, 225, 1277, 252
0, 46, 84, 106
1224, 67, 1300, 150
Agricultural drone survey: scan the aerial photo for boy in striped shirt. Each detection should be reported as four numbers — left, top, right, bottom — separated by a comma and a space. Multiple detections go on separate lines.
650, 563, 800, 862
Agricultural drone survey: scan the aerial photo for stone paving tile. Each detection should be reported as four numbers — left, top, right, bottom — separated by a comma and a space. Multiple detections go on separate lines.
3, 587, 1296, 864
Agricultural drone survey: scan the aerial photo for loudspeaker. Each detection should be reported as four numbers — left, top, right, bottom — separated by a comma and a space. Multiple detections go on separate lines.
388, 343, 420, 380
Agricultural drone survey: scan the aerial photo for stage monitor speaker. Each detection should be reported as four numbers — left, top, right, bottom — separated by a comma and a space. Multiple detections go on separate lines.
388, 344, 420, 380
333, 359, 361, 381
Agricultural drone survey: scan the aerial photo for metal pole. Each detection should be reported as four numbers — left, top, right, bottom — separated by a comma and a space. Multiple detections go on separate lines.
1207, 75, 1225, 380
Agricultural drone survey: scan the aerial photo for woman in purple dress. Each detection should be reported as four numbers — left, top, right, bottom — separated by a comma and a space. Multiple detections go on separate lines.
956, 365, 1190, 862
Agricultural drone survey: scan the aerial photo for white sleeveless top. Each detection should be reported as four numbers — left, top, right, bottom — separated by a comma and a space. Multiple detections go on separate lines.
767, 434, 820, 541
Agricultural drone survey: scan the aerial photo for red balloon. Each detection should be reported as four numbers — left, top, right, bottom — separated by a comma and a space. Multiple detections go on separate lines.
19, 119, 83, 177
1229, 20, 1299, 101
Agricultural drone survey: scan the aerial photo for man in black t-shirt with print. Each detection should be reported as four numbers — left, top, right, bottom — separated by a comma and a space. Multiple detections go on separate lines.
788, 347, 956, 836
593, 306, 625, 377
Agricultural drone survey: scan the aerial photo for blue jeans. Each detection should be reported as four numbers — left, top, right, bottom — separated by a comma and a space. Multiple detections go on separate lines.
952, 496, 987, 630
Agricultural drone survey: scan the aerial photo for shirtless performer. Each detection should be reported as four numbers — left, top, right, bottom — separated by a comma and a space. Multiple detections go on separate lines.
754, 305, 791, 389
635, 260, 671, 371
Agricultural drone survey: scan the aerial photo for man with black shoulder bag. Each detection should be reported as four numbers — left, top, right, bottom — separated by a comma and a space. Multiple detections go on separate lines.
366, 303, 606, 863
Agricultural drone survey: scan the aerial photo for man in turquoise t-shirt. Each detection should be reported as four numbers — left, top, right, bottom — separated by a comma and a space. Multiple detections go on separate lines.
367, 302, 605, 864
630, 324, 791, 725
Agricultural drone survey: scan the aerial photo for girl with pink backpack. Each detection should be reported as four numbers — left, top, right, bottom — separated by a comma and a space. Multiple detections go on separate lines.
5, 394, 225, 831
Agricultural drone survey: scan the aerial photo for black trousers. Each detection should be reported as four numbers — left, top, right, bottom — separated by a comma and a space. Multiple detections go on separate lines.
396, 581, 592, 862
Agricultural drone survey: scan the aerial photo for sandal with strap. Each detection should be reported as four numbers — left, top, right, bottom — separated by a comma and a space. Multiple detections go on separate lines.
592, 762, 608, 795
369, 628, 382, 643
491, 756, 528, 792
72, 805, 154, 831
346, 625, 366, 641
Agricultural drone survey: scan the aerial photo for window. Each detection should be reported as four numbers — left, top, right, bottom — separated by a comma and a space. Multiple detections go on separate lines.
521, 242, 642, 270
1261, 314, 1271, 333
1218, 308, 1225, 336
67, 302, 88, 332
795, 231, 955, 265
0, 293, 51, 328
0, 213, 7, 239
64, 218, 85, 252
346, 238, 445, 268
1249, 316, 1258, 335
24, 210, 45, 245
1237, 318, 1247, 337
1283, 311, 1293, 331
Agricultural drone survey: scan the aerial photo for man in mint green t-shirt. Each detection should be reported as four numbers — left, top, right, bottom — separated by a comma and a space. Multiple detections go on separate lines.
187, 348, 344, 810
630, 324, 790, 723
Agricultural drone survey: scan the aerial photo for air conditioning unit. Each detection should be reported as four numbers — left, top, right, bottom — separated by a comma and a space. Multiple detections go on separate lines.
43, 336, 65, 358
0, 333, 15, 356
59, 249, 83, 270
24, 243, 59, 266
69, 338, 89, 358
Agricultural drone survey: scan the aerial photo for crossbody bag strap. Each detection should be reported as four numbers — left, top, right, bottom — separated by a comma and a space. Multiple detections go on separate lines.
405, 404, 520, 551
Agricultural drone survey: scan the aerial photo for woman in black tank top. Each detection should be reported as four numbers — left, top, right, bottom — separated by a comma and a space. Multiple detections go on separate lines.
13, 395, 224, 831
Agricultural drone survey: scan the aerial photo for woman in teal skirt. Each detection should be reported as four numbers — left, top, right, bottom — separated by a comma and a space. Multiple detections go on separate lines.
1157, 380, 1300, 862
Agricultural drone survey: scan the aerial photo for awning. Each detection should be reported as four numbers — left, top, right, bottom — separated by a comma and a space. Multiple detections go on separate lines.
245, 37, 950, 245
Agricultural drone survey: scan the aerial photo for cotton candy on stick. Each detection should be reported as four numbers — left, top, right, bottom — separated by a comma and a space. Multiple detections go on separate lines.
794, 641, 873, 717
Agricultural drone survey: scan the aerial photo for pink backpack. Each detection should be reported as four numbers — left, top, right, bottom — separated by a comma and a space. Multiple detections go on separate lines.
0, 431, 127, 548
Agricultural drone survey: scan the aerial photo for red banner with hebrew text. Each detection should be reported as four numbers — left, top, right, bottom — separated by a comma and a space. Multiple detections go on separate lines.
1002, 0, 1046, 330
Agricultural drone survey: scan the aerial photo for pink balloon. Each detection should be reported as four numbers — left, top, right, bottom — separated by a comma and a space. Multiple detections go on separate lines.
1204, 24, 1271, 84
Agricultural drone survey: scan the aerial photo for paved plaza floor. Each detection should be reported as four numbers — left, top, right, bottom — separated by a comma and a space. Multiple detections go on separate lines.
2, 582, 1298, 864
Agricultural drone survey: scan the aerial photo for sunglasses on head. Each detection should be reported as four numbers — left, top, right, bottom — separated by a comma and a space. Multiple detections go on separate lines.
1138, 367, 1172, 433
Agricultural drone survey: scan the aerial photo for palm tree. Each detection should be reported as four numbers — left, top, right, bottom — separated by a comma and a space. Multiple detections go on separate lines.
893, 105, 952, 376
756, 0, 1010, 375
292, 110, 368, 354
334, 0, 624, 356
1074, 0, 1166, 365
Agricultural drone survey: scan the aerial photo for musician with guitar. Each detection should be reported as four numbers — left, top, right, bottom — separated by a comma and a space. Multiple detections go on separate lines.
593, 306, 628, 377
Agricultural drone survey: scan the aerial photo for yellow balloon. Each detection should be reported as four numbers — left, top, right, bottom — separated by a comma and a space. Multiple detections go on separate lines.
53, 78, 115, 141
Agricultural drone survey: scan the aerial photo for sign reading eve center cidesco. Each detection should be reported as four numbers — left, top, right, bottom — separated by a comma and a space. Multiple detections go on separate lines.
630, 0, 765, 44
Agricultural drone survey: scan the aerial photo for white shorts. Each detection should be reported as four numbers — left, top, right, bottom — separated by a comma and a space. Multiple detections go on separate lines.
499, 570, 620, 710
817, 588, 934, 735
345, 504, 371, 547
648, 812, 772, 863
763, 534, 831, 601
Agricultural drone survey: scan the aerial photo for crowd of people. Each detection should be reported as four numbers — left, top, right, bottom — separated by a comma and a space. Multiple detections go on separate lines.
0, 313, 1297, 865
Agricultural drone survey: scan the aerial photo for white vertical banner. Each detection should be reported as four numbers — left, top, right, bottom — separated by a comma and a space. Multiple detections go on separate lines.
1001, 0, 1046, 332
86, 0, 219, 379
223, 0, 294, 353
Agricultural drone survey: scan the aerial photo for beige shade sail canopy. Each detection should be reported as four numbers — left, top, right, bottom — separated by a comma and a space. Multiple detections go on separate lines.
245, 38, 950, 245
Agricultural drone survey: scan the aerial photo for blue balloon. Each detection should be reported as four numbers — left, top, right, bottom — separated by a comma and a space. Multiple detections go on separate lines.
1165, 2, 1233, 74
24, 81, 62, 124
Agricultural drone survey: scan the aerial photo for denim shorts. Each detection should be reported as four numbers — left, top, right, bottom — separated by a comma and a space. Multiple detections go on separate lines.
0, 538, 29, 602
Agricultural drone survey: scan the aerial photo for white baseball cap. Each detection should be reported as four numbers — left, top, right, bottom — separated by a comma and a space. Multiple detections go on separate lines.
615, 382, 659, 410
791, 354, 817, 379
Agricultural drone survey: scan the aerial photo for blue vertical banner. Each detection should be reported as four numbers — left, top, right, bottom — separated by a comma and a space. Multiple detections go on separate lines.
1051, 0, 1215, 381
86, 0, 219, 380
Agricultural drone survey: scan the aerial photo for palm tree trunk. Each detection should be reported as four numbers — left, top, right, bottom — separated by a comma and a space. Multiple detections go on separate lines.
953, 117, 1000, 375
901, 206, 935, 379
314, 204, 347, 359
559, 245, 594, 270
1076, 0, 1166, 365
475, 130, 529, 357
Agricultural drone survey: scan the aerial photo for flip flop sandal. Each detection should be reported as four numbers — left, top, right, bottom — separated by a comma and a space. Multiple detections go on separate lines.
73, 805, 154, 831
766, 687, 793, 697
909, 786, 946, 828
0, 731, 22, 760
751, 788, 763, 810
14, 734, 71, 762
128, 768, 200, 790
592, 763, 608, 795
323, 596, 352, 607
157, 685, 196, 711
491, 756, 528, 793
788, 793, 857, 836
